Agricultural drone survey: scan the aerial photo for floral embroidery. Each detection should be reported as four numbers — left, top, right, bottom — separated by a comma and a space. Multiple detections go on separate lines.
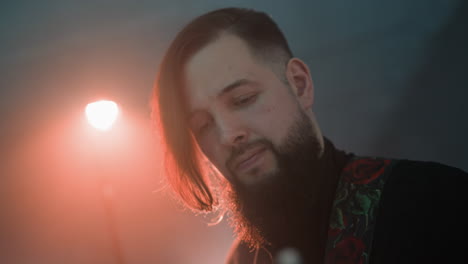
324, 157, 393, 264
325, 236, 365, 264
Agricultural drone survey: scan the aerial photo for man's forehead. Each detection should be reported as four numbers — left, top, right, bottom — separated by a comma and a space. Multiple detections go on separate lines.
183, 35, 259, 108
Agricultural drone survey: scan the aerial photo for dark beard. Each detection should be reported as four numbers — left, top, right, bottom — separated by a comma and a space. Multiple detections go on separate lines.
224, 110, 328, 260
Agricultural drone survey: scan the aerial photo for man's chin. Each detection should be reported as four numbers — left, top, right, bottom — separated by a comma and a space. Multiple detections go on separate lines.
232, 150, 279, 186
226, 161, 318, 251
235, 168, 278, 187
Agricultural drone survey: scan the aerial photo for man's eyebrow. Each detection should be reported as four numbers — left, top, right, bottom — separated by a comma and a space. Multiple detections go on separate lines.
217, 78, 251, 98
188, 79, 253, 120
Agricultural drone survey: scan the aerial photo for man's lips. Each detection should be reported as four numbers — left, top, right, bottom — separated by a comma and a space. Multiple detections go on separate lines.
233, 146, 267, 172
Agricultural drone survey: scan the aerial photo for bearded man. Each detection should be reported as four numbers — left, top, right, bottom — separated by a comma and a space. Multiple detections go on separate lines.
152, 7, 468, 264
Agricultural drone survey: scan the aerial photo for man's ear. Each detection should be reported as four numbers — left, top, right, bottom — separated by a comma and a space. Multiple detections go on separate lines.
285, 58, 314, 110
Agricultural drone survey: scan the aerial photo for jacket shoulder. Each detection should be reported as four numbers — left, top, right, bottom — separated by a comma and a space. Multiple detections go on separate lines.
370, 159, 468, 263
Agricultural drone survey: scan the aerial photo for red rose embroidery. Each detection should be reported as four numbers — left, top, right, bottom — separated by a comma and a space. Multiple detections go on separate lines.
328, 227, 341, 238
326, 236, 365, 264
344, 159, 390, 184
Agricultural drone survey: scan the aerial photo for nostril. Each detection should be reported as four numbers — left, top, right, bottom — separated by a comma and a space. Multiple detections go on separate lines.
234, 134, 245, 143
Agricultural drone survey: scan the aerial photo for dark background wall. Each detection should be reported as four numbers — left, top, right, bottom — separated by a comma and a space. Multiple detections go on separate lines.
1, 1, 466, 263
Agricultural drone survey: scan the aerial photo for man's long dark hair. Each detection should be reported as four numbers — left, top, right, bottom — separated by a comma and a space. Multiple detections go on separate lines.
152, 7, 293, 212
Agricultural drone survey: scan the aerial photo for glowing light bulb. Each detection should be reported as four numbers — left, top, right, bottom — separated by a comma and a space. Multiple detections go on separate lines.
85, 100, 119, 131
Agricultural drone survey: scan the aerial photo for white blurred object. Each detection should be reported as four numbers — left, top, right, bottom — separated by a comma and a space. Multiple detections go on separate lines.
85, 100, 119, 131
275, 247, 303, 264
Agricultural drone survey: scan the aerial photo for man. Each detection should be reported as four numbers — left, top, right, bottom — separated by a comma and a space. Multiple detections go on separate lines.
152, 7, 468, 264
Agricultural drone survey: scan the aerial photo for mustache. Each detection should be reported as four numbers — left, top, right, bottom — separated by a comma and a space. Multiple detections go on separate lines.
225, 139, 272, 173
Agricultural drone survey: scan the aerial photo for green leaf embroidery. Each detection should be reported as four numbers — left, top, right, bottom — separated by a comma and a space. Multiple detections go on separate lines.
350, 187, 380, 216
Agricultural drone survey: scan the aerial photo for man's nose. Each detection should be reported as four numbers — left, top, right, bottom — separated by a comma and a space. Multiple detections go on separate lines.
217, 115, 249, 147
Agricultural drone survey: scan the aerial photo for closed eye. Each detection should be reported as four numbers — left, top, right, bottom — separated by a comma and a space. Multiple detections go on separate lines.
233, 93, 258, 107
197, 123, 209, 134
189, 113, 213, 137
195, 118, 214, 136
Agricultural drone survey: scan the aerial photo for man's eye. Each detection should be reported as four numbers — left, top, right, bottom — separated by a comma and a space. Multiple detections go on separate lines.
233, 93, 257, 106
197, 122, 211, 135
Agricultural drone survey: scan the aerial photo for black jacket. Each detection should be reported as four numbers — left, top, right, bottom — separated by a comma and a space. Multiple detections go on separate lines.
226, 159, 468, 264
